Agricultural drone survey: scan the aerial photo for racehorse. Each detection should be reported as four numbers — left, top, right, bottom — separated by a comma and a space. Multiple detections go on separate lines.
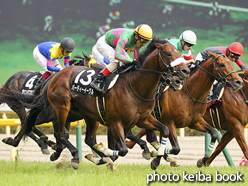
125, 52, 243, 169
0, 71, 54, 154
197, 70, 248, 167
4, 37, 191, 170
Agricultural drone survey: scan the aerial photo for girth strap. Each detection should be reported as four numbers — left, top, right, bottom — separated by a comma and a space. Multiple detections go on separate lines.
208, 105, 222, 131
96, 95, 106, 125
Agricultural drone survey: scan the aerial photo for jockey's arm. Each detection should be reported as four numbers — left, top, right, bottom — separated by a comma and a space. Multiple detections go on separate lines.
185, 59, 195, 64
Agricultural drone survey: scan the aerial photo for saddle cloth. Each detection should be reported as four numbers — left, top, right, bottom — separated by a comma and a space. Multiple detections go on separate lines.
22, 72, 43, 95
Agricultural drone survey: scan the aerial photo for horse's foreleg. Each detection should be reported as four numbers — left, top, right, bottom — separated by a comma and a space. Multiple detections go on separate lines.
189, 118, 218, 164
232, 124, 248, 161
84, 119, 106, 159
136, 114, 169, 170
203, 131, 233, 167
126, 131, 151, 160
28, 131, 50, 155
106, 122, 128, 158
126, 128, 147, 149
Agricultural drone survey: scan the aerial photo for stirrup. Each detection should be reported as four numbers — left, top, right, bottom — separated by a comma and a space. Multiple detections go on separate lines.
90, 80, 104, 92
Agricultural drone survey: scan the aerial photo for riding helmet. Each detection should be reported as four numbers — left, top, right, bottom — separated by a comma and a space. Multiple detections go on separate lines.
60, 37, 75, 52
135, 24, 153, 40
228, 42, 243, 55
179, 30, 197, 45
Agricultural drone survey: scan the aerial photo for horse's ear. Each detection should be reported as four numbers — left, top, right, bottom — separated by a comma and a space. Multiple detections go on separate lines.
82, 52, 91, 60
155, 43, 163, 49
207, 51, 216, 58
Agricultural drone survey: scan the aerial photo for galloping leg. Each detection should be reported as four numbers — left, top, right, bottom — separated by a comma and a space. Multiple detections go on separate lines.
188, 118, 218, 166
126, 130, 151, 160
48, 90, 79, 169
233, 124, 248, 161
136, 114, 169, 170
126, 128, 147, 149
202, 131, 234, 167
84, 118, 108, 164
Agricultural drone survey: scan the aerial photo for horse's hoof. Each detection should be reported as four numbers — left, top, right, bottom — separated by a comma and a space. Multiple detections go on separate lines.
150, 150, 157, 157
41, 148, 50, 155
151, 159, 158, 170
2, 137, 15, 146
70, 161, 79, 170
106, 163, 117, 171
165, 156, 180, 167
142, 151, 151, 160
50, 153, 59, 161
170, 161, 180, 167
85, 154, 100, 165
197, 159, 204, 168
70, 158, 79, 170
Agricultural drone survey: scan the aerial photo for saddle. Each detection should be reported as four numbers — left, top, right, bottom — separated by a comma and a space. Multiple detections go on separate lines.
21, 72, 44, 95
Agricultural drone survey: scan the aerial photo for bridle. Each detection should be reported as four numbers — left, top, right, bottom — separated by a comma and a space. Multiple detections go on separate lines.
185, 54, 236, 104
129, 42, 179, 101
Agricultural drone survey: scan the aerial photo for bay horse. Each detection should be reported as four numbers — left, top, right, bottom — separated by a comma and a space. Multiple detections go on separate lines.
126, 52, 243, 169
6, 37, 191, 170
197, 71, 248, 167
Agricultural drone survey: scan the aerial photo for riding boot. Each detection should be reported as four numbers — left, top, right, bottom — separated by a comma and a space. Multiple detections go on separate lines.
90, 72, 107, 92
210, 82, 225, 102
34, 76, 46, 89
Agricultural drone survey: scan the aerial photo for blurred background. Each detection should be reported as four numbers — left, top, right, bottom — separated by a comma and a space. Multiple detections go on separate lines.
0, 0, 248, 84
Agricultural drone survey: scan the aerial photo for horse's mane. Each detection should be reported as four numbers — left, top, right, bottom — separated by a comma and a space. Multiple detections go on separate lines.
137, 36, 168, 66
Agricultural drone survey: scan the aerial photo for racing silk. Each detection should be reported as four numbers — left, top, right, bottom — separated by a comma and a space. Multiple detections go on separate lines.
105, 28, 140, 63
38, 42, 71, 71
200, 46, 244, 68
169, 39, 193, 61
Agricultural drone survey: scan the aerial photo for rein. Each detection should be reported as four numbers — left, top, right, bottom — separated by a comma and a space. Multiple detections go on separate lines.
129, 43, 175, 102
184, 54, 236, 104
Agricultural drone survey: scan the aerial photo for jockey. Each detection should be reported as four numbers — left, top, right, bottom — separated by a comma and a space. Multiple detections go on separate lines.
90, 24, 153, 93
169, 30, 197, 64
33, 37, 75, 82
195, 42, 246, 104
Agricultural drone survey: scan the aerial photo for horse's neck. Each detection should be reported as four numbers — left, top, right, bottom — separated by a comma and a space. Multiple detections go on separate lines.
242, 78, 248, 98
184, 60, 215, 101
130, 55, 161, 99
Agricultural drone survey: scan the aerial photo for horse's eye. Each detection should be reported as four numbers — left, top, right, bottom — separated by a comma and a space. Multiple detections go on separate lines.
166, 52, 172, 56
220, 63, 225, 68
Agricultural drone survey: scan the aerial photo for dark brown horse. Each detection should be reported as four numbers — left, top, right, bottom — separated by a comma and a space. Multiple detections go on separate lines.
126, 52, 243, 169
0, 71, 54, 154
6, 37, 191, 170
197, 71, 248, 167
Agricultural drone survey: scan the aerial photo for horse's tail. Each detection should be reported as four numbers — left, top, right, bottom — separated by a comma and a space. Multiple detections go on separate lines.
0, 82, 49, 109
0, 87, 35, 106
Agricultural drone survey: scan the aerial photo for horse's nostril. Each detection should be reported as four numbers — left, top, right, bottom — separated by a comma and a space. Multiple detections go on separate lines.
236, 79, 243, 86
182, 69, 190, 75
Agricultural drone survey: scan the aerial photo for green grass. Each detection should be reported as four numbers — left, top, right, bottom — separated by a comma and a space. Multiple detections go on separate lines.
0, 160, 247, 186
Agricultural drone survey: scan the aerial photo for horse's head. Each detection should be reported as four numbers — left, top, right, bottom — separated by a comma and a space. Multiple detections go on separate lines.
208, 51, 243, 91
165, 75, 183, 91
155, 42, 190, 80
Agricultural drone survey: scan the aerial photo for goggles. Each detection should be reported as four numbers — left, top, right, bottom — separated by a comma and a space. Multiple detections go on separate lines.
63, 49, 72, 54
139, 37, 149, 44
184, 42, 194, 47
229, 52, 240, 61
